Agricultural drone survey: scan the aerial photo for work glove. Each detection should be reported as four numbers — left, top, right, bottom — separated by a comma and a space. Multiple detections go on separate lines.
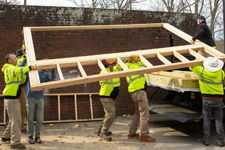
30, 64, 38, 70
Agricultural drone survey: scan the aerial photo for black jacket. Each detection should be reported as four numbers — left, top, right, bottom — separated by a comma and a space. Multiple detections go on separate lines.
192, 21, 216, 47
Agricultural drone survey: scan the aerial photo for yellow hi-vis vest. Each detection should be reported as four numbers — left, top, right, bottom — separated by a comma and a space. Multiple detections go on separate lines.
2, 63, 30, 97
125, 62, 146, 93
190, 66, 224, 95
99, 67, 120, 96
17, 56, 27, 84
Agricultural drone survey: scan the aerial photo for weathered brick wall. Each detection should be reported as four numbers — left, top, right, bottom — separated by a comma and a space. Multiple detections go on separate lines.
0, 5, 197, 122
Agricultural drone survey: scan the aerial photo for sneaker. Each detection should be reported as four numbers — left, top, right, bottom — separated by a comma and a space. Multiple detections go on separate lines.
127, 133, 139, 139
218, 141, 225, 147
140, 135, 155, 142
21, 128, 27, 133
202, 140, 209, 146
100, 133, 112, 142
28, 136, 35, 144
10, 143, 26, 149
1, 137, 10, 143
35, 137, 42, 143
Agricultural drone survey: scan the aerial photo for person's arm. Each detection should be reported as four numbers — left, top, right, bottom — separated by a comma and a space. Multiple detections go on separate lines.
137, 61, 146, 68
192, 25, 205, 41
189, 65, 202, 78
113, 63, 122, 72
13, 66, 30, 77
19, 57, 27, 67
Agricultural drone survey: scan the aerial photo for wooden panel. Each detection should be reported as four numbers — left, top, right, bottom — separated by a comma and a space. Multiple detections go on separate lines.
74, 94, 78, 120
31, 60, 206, 91
23, 27, 40, 86
77, 62, 87, 77
189, 49, 205, 60
98, 59, 108, 74
25, 23, 225, 91
157, 53, 172, 64
56, 64, 64, 80
32, 44, 203, 70
173, 51, 189, 62
30, 23, 164, 31
89, 94, 94, 119
58, 95, 61, 121
163, 23, 193, 43
139, 55, 153, 67
117, 57, 129, 70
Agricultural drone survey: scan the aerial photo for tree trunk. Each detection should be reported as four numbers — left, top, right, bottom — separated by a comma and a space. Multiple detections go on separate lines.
195, 0, 198, 14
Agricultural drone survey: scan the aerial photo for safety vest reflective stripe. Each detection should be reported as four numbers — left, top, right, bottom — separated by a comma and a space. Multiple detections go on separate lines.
128, 75, 144, 84
127, 64, 144, 84
13, 68, 16, 77
6, 68, 9, 81
100, 79, 120, 86
20, 67, 24, 75
139, 65, 146, 68
199, 68, 223, 85
114, 65, 121, 71
6, 78, 21, 85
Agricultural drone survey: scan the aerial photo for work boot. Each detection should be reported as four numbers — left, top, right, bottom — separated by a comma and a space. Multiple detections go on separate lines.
1, 137, 10, 143
35, 137, 42, 143
28, 136, 35, 144
100, 133, 112, 142
97, 127, 112, 136
217, 141, 225, 147
140, 135, 155, 142
127, 133, 139, 139
10, 143, 26, 149
202, 140, 209, 146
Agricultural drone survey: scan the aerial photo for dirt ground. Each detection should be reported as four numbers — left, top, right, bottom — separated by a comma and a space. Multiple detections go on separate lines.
0, 114, 224, 150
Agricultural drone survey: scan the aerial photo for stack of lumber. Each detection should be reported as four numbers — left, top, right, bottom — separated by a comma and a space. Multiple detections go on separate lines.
145, 70, 200, 92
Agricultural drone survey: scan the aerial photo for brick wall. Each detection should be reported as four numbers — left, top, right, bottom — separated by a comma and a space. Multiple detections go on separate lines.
0, 5, 197, 122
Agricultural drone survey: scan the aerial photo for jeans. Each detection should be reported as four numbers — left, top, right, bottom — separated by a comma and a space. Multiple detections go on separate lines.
26, 97, 44, 138
203, 100, 224, 142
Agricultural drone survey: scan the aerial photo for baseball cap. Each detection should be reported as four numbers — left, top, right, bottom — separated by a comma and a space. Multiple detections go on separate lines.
197, 15, 205, 21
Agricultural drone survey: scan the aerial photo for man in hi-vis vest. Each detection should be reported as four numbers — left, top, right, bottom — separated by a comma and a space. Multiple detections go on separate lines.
1, 53, 37, 149
98, 60, 121, 142
125, 54, 155, 142
190, 57, 225, 147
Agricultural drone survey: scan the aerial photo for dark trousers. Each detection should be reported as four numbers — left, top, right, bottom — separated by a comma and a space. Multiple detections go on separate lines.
203, 100, 224, 142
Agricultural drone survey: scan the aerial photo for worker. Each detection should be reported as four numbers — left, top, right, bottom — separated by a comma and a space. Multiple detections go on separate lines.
190, 15, 216, 57
16, 48, 28, 133
125, 54, 155, 142
98, 60, 121, 142
1, 53, 37, 149
26, 68, 55, 144
190, 57, 224, 147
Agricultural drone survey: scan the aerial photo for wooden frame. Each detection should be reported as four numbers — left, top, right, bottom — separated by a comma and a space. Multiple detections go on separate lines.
23, 23, 225, 91
0, 93, 101, 125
